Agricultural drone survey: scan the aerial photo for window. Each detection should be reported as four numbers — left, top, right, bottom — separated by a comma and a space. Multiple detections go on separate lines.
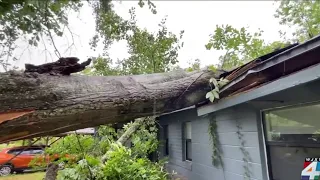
7, 149, 22, 155
263, 103, 320, 180
8, 149, 33, 155
184, 122, 192, 161
163, 125, 169, 156
30, 148, 44, 155
21, 149, 34, 155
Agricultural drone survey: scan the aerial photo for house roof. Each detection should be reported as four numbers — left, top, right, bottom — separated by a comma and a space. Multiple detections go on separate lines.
198, 34, 320, 115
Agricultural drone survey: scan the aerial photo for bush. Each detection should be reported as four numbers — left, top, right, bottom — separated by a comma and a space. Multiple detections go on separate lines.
33, 118, 172, 180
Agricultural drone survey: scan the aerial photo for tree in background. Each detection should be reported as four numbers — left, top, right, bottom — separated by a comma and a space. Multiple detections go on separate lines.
205, 1, 320, 71
205, 25, 288, 70
275, 0, 320, 42
88, 6, 184, 75
0, 0, 83, 71
186, 58, 201, 72
0, 0, 157, 71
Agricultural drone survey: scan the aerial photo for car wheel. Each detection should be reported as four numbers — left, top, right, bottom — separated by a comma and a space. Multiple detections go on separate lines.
0, 165, 12, 176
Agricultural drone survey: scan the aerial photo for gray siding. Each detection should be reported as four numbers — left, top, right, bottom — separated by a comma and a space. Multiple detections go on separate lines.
159, 109, 196, 179
159, 105, 266, 180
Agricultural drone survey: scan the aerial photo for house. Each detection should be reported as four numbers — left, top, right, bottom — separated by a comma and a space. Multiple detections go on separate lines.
157, 35, 320, 180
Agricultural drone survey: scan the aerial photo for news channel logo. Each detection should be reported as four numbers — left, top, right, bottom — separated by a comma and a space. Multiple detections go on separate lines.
301, 158, 320, 180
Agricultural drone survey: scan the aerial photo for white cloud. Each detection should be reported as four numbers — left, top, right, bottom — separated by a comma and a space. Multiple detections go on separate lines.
6, 1, 290, 71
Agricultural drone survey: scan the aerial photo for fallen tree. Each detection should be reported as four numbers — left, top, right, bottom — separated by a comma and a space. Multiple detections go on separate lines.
0, 57, 223, 143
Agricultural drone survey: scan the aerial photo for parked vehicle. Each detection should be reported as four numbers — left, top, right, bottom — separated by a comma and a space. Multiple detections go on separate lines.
0, 145, 71, 176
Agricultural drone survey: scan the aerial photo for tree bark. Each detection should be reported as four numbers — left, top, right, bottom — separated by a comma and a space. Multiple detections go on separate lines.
0, 68, 222, 143
45, 163, 59, 180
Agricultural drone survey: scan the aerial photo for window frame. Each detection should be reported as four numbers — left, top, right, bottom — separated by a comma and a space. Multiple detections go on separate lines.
183, 122, 192, 161
262, 101, 320, 180
263, 101, 320, 146
163, 125, 169, 156
185, 139, 192, 161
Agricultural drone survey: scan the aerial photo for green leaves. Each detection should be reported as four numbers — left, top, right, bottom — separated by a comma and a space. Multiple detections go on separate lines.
38, 118, 169, 180
205, 24, 288, 71
90, 5, 184, 76
186, 59, 201, 72
206, 89, 219, 103
206, 77, 229, 103
138, 0, 157, 14
0, 0, 83, 71
101, 143, 168, 180
208, 117, 223, 168
275, 0, 320, 42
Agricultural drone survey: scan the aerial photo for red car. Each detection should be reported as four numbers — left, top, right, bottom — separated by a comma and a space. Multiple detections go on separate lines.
0, 145, 68, 176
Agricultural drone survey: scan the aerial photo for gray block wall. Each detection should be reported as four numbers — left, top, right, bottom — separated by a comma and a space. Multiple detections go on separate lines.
158, 109, 197, 179
158, 105, 266, 180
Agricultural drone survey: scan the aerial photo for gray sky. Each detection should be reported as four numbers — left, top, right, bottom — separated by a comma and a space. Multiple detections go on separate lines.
7, 1, 293, 71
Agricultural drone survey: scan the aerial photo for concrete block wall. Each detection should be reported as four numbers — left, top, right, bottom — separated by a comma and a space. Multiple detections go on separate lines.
209, 105, 264, 180
158, 109, 197, 179
158, 105, 267, 180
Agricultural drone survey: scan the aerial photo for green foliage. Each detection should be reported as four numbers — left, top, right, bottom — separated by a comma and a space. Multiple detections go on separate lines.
58, 143, 168, 180
82, 56, 123, 76
0, 0, 83, 70
275, 0, 320, 42
138, 0, 157, 14
57, 156, 103, 180
206, 77, 229, 103
45, 135, 96, 157
88, 6, 184, 76
186, 59, 201, 72
123, 18, 184, 74
208, 117, 223, 168
205, 25, 288, 70
129, 118, 159, 157
37, 119, 170, 180
30, 135, 97, 169
235, 119, 252, 180
100, 143, 168, 180
207, 65, 218, 73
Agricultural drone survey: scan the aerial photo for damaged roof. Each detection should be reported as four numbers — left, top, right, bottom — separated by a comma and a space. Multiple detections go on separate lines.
161, 35, 320, 116
197, 34, 320, 115
217, 34, 320, 99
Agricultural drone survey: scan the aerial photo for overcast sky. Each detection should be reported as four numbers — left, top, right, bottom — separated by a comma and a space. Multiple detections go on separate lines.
7, 1, 293, 71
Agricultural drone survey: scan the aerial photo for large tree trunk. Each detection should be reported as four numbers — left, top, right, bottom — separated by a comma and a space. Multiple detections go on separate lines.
0, 64, 221, 143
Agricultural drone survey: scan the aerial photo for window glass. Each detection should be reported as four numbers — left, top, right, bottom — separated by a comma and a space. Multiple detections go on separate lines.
163, 125, 169, 156
184, 122, 192, 139
20, 149, 33, 155
7, 149, 21, 155
31, 149, 44, 155
264, 103, 320, 180
265, 103, 320, 144
184, 122, 192, 161
186, 140, 192, 161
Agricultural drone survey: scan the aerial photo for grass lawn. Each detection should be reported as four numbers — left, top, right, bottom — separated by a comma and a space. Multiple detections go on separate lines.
0, 172, 45, 180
